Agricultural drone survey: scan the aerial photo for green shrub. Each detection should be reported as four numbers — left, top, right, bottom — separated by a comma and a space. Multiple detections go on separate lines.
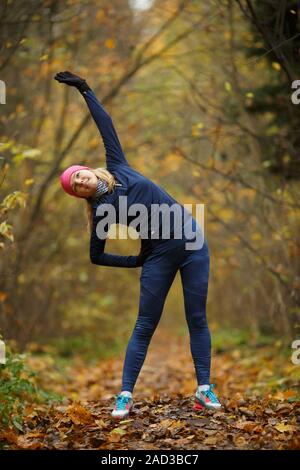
0, 345, 63, 431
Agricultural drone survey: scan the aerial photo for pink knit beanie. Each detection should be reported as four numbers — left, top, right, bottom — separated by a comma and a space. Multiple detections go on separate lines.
59, 165, 91, 198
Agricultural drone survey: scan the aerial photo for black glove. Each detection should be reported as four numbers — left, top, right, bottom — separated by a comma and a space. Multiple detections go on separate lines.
136, 240, 153, 267
54, 71, 91, 94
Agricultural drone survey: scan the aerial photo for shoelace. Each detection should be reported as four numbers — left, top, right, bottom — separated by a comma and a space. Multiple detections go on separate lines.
114, 394, 131, 410
204, 384, 220, 404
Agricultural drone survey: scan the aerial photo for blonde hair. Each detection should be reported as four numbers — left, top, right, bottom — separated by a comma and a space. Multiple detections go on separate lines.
85, 167, 116, 233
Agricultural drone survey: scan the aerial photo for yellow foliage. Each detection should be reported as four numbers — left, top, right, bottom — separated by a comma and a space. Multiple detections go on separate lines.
191, 122, 204, 137
105, 38, 116, 49
0, 222, 14, 242
275, 423, 297, 433
96, 9, 105, 21
146, 36, 165, 57
272, 62, 281, 71
88, 137, 100, 150
219, 207, 234, 222
238, 188, 255, 200
160, 153, 182, 176
16, 104, 24, 113
225, 81, 232, 92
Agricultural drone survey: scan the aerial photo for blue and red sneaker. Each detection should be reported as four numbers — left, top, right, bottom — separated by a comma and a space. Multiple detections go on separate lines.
111, 393, 133, 419
193, 384, 222, 410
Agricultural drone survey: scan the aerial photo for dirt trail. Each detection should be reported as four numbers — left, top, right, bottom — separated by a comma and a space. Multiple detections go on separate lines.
1, 330, 299, 450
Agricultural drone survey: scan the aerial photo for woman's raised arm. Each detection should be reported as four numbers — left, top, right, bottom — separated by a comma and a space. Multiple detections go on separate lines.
82, 89, 130, 170
54, 71, 130, 170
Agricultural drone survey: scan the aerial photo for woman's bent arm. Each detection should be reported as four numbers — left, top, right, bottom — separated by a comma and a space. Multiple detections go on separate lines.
90, 211, 138, 268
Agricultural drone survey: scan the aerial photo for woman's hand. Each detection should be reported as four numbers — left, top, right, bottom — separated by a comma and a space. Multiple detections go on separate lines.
54, 71, 91, 93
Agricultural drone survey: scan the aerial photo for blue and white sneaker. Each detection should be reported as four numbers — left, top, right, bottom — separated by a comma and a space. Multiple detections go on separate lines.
111, 393, 133, 419
194, 384, 222, 410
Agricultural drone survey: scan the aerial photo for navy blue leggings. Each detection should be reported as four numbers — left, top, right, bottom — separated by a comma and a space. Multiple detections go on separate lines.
121, 237, 211, 392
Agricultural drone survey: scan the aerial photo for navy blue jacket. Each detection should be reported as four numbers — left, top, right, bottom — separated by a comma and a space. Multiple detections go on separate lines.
82, 89, 198, 268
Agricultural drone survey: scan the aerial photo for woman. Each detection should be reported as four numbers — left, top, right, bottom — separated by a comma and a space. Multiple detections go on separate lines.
55, 71, 221, 419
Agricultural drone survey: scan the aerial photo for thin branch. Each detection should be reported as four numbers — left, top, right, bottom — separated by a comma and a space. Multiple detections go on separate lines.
174, 146, 300, 209
133, 0, 191, 65
206, 202, 292, 294
237, 0, 296, 80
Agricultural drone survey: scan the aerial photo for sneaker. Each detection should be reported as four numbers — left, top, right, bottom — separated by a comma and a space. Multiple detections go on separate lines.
194, 384, 222, 410
111, 393, 133, 419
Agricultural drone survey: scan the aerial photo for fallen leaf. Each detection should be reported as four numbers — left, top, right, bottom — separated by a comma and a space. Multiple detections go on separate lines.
67, 403, 95, 425
233, 435, 247, 447
275, 423, 297, 433
110, 427, 127, 436
203, 436, 218, 445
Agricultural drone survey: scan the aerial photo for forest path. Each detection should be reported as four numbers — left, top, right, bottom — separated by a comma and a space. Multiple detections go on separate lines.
1, 330, 299, 450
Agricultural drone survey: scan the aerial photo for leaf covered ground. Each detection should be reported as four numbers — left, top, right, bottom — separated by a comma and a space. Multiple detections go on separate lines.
1, 331, 299, 450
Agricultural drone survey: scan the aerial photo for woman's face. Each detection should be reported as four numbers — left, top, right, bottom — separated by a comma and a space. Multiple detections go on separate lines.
70, 169, 98, 198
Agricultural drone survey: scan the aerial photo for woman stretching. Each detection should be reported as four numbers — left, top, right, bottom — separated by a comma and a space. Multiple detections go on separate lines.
55, 71, 221, 419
